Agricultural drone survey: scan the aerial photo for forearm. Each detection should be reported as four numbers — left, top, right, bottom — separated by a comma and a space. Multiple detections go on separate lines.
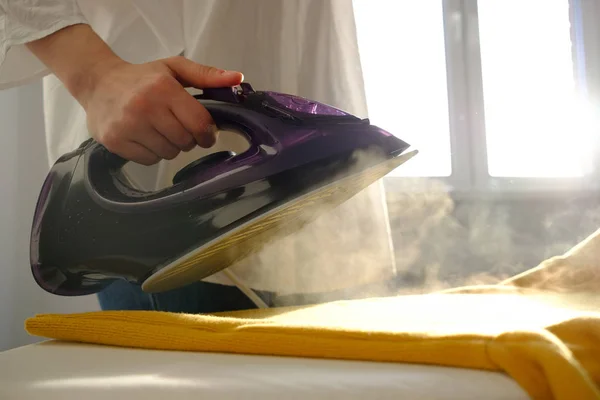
25, 23, 125, 107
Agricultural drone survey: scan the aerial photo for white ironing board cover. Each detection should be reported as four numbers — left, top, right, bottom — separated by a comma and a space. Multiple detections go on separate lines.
0, 340, 529, 399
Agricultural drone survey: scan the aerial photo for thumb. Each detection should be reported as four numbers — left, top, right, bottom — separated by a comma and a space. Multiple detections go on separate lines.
164, 56, 244, 88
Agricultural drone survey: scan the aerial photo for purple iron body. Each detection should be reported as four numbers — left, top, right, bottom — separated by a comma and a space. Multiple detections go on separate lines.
30, 83, 415, 296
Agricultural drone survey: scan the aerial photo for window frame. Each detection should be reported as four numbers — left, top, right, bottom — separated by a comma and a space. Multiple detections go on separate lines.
382, 0, 600, 196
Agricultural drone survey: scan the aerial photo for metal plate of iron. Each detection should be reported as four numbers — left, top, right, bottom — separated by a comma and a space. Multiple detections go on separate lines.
142, 149, 418, 293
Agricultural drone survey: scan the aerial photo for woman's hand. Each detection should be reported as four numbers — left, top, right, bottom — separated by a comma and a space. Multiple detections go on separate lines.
79, 56, 243, 165
27, 23, 243, 165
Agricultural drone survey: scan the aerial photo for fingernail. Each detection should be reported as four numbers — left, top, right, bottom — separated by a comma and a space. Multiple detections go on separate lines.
221, 70, 243, 79
205, 124, 218, 135
198, 124, 218, 148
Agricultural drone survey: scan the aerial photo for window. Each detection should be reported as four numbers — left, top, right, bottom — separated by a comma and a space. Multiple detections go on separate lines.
353, 0, 600, 190
478, 0, 595, 178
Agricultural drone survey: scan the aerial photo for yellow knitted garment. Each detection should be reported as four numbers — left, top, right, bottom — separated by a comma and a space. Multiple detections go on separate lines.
25, 292, 600, 400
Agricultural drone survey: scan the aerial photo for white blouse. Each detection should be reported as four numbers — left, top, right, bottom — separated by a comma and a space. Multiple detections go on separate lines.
0, 0, 187, 89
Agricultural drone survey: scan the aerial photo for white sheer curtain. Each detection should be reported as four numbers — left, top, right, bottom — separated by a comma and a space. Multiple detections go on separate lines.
353, 0, 452, 178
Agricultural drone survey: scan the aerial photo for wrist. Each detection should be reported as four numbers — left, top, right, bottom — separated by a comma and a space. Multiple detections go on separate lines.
68, 55, 127, 109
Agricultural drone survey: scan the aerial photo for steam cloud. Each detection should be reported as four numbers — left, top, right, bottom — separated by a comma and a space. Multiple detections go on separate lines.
149, 137, 600, 312
222, 147, 600, 310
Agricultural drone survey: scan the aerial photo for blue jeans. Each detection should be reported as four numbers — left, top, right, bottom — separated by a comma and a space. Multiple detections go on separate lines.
97, 277, 397, 313
97, 279, 275, 313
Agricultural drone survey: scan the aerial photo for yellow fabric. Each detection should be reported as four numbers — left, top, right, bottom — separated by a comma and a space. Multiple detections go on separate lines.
25, 292, 600, 400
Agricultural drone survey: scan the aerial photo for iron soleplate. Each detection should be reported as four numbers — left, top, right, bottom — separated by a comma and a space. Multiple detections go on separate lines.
141, 150, 418, 293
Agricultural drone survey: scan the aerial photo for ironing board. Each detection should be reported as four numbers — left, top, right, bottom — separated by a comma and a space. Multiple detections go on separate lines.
0, 340, 528, 399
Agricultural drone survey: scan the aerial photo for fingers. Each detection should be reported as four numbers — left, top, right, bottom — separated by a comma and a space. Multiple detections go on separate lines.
151, 109, 196, 152
135, 124, 181, 161
170, 89, 219, 148
104, 127, 181, 165
157, 56, 241, 148
112, 142, 161, 166
164, 56, 244, 89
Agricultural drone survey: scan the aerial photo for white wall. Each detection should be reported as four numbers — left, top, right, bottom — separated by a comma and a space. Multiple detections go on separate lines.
0, 81, 100, 351
0, 86, 19, 351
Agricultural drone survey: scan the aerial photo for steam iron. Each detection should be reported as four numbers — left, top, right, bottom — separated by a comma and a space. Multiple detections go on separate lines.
30, 83, 417, 296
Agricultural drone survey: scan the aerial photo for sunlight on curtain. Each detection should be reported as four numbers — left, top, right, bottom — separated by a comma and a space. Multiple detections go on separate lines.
353, 0, 452, 177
